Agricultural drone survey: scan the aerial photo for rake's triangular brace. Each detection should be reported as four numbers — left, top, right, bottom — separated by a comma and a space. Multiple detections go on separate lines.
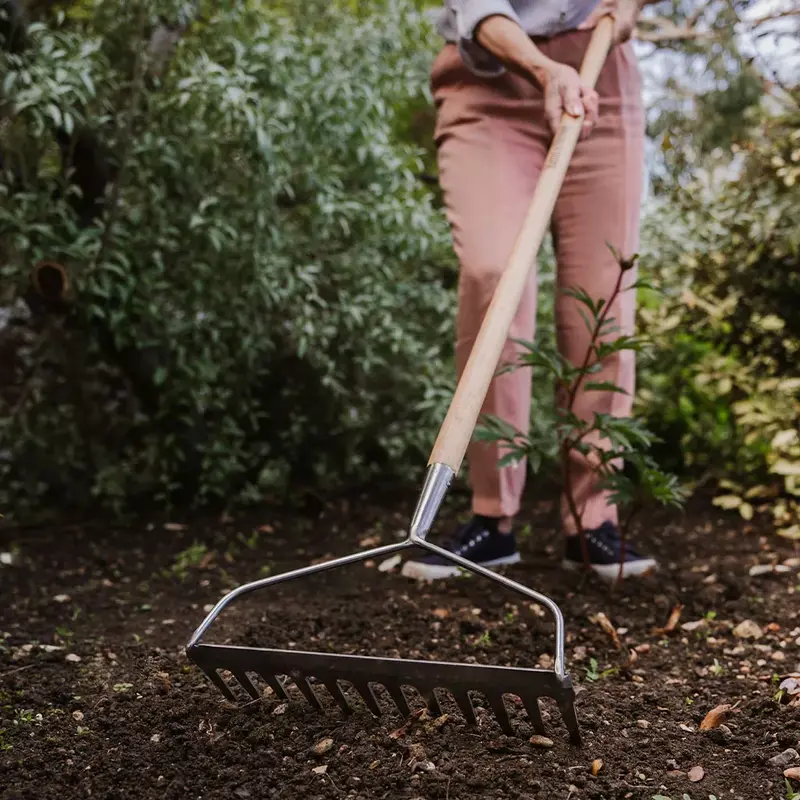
186, 17, 617, 747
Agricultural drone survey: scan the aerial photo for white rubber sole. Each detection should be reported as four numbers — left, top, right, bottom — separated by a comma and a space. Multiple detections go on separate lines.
561, 557, 658, 582
400, 552, 521, 581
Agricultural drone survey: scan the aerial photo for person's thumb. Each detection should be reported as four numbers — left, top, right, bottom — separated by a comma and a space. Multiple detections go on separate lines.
562, 82, 583, 118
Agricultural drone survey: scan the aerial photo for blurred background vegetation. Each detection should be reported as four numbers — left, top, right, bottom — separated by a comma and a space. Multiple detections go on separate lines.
0, 0, 798, 536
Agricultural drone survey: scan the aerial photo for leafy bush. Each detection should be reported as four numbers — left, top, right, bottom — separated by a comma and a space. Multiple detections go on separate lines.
637, 95, 800, 538
0, 1, 456, 517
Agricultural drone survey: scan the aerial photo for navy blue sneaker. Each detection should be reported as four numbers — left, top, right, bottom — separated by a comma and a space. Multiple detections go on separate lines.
401, 515, 520, 580
562, 521, 657, 581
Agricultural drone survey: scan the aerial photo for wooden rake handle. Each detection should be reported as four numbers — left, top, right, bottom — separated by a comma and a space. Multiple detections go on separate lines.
428, 17, 615, 474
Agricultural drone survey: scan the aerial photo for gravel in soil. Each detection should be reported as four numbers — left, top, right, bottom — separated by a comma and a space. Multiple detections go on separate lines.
1, 492, 799, 799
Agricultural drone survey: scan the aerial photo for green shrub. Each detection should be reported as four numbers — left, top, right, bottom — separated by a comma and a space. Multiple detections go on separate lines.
637, 95, 800, 537
0, 1, 456, 517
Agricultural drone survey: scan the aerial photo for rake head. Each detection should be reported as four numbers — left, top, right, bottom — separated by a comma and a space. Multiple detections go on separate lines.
188, 643, 580, 743
187, 464, 582, 745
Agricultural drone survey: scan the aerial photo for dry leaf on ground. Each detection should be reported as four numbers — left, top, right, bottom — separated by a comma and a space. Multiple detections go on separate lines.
653, 604, 684, 635
591, 758, 603, 775
699, 704, 732, 731
388, 708, 425, 739
688, 765, 705, 782
785, 767, 800, 780
590, 612, 622, 649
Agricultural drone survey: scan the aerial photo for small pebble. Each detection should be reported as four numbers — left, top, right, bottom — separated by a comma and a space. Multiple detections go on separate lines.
150, 733, 161, 744
769, 748, 799, 768
771, 651, 786, 662
65, 654, 81, 663
636, 719, 650, 729
72, 711, 84, 722
313, 738, 334, 756
54, 594, 71, 603
529, 735, 554, 748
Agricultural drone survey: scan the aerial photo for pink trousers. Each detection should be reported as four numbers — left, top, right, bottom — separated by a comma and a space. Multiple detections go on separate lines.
431, 31, 645, 531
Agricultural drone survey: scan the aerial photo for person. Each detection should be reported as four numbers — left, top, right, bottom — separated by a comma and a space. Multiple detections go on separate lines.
400, 0, 659, 583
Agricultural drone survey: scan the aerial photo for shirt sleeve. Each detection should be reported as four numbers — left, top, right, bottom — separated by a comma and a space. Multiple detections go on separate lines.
451, 0, 523, 77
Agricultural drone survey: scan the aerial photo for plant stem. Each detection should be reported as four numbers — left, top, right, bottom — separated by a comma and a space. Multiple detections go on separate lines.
561, 265, 626, 568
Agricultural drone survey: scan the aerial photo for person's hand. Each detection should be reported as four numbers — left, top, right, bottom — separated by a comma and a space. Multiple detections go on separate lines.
579, 0, 643, 44
534, 61, 599, 140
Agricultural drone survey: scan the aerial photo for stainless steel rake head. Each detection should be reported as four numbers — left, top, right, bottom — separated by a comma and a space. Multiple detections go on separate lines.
186, 467, 581, 745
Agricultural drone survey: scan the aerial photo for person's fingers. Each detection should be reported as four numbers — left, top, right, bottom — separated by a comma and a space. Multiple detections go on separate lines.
578, 0, 617, 29
562, 81, 583, 119
544, 84, 562, 134
579, 86, 599, 139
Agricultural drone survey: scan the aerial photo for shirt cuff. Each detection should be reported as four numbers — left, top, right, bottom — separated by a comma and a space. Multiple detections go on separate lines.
454, 0, 523, 78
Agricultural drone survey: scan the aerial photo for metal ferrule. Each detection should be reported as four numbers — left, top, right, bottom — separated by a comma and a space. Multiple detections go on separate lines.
408, 462, 454, 543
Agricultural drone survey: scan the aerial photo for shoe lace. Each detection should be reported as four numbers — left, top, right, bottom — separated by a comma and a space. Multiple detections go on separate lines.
443, 517, 488, 554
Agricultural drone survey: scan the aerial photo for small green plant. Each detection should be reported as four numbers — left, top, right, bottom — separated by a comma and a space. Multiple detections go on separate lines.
475, 631, 492, 648
786, 779, 800, 800
584, 658, 618, 682
709, 658, 725, 677
476, 254, 686, 584
704, 610, 717, 621
684, 696, 694, 706
237, 530, 261, 551
55, 626, 73, 645
169, 542, 209, 580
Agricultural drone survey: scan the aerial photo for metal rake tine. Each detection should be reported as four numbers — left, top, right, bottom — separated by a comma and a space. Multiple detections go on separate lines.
452, 691, 477, 725
257, 671, 288, 701
421, 688, 442, 718
521, 693, 547, 736
203, 667, 236, 702
353, 682, 382, 716
487, 693, 514, 736
559, 695, 582, 746
385, 684, 410, 717
231, 670, 260, 701
321, 679, 353, 715
291, 673, 322, 710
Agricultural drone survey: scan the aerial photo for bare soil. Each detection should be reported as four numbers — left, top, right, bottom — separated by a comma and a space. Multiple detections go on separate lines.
1, 491, 799, 799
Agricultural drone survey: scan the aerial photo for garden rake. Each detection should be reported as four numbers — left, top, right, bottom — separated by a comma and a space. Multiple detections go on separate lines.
186, 18, 616, 747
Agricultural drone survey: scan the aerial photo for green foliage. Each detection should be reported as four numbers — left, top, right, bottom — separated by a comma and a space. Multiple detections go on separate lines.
0, 1, 455, 516
476, 260, 685, 557
638, 93, 800, 537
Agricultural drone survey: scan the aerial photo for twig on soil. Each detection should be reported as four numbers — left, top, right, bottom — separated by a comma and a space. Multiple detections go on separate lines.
326, 772, 343, 793
1, 663, 37, 676
446, 776, 452, 800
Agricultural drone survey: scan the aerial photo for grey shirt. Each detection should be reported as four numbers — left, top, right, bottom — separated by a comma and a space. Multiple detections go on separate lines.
436, 0, 600, 76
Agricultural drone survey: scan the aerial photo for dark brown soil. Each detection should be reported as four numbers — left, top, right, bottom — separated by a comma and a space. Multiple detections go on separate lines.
1, 491, 799, 800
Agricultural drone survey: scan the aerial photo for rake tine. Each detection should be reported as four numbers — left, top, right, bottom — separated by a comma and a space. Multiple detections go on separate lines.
353, 682, 382, 716
559, 695, 582, 746
422, 688, 442, 718
452, 691, 477, 725
521, 694, 547, 736
203, 667, 236, 702
385, 684, 411, 718
292, 674, 322, 710
322, 679, 353, 715
258, 671, 289, 701
231, 670, 260, 701
487, 693, 514, 736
